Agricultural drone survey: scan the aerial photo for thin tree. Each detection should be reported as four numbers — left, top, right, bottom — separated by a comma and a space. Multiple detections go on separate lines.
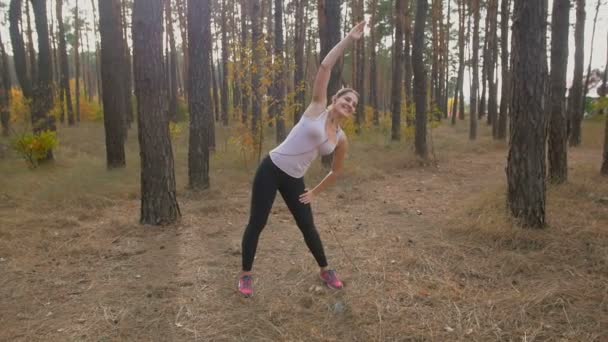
487, 0, 499, 137
574, 0, 602, 146
548, 0, 569, 183
355, 0, 365, 130
404, 0, 413, 124
369, 0, 379, 126
507, 0, 548, 228
99, 0, 127, 168
133, 0, 181, 224
56, 0, 74, 125
74, 0, 81, 122
187, 0, 213, 190
469, 0, 480, 140
601, 31, 608, 175
451, 0, 465, 125
166, 0, 179, 122
270, 0, 286, 142
293, 0, 305, 124
413, 0, 428, 158
220, 0, 230, 126
251, 0, 262, 135
391, 0, 405, 141
120, 0, 134, 128
0, 31, 10, 136
568, 0, 585, 146
25, 0, 36, 84
497, 0, 510, 140
240, 0, 251, 125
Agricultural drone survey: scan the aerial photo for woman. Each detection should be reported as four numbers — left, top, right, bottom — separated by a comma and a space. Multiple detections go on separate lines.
238, 21, 366, 297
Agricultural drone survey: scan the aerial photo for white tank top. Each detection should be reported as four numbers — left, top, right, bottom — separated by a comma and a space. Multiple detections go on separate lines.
269, 110, 345, 178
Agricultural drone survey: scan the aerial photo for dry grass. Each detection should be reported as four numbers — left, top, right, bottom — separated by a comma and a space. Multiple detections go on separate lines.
0, 118, 606, 341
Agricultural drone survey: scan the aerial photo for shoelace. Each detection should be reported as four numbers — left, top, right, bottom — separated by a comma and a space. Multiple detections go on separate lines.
240, 275, 253, 288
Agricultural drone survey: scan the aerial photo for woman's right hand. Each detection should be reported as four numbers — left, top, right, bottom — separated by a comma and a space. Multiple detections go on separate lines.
348, 21, 366, 41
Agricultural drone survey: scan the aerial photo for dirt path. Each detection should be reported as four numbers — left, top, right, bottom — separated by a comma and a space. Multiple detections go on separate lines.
1, 146, 605, 341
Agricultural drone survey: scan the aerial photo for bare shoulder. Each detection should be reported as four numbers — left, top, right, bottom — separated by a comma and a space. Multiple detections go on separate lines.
301, 102, 327, 119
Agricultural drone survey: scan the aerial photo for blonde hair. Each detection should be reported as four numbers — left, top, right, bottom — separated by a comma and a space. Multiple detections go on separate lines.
332, 88, 360, 102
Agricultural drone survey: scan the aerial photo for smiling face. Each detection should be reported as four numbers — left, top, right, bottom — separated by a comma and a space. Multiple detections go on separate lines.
332, 90, 359, 119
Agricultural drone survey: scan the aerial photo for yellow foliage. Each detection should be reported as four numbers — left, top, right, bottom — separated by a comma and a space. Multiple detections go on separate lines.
9, 88, 31, 123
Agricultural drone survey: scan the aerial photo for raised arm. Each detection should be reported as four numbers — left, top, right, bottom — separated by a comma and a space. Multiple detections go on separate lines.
310, 21, 366, 106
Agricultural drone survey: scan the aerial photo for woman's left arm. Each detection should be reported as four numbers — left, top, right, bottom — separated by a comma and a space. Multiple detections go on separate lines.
299, 137, 349, 204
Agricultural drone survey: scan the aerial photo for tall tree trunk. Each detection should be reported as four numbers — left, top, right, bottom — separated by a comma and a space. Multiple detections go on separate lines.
431, 0, 440, 111
271, 0, 286, 143
600, 31, 608, 175
175, 0, 189, 99
507, 0, 547, 228
480, 7, 489, 120
133, 0, 181, 224
318, 0, 342, 168
443, 0, 452, 118
74, 0, 81, 122
165, 0, 179, 123
568, 0, 585, 146
251, 0, 262, 135
497, 0, 510, 140
91, 0, 102, 105
293, 0, 305, 124
369, 0, 379, 126
413, 0, 428, 159
187, 0, 212, 190
121, 0, 134, 128
355, 0, 365, 131
391, 0, 405, 141
487, 0, 499, 137
30, 0, 54, 139
240, 0, 250, 125
56, 0, 74, 125
49, 0, 59, 87
9, 0, 33, 99
451, 0, 465, 125
99, 0, 127, 168
469, 0, 480, 140
547, 0, 569, 183
220, 0, 230, 126
574, 0, 601, 146
404, 0, 413, 125
84, 27, 94, 102
0, 31, 11, 136
25, 0, 37, 84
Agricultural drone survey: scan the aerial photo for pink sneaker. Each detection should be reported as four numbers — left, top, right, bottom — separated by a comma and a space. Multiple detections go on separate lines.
238, 275, 254, 297
320, 270, 344, 289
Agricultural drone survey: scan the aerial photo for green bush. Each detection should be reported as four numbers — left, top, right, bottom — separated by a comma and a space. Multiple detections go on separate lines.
12, 130, 58, 168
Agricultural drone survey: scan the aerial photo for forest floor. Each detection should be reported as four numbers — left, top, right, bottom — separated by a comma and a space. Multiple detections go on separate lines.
0, 119, 607, 341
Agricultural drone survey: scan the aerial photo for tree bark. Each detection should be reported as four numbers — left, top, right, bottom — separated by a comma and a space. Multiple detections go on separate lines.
568, 0, 585, 146
220, 0, 230, 126
507, 0, 547, 228
30, 0, 54, 137
391, 0, 405, 141
74, 0, 81, 122
369, 0, 379, 126
99, 0, 127, 168
25, 0, 37, 84
469, 0, 480, 140
487, 0, 499, 138
271, 0, 286, 143
120, 0, 134, 128
166, 0, 179, 123
451, 0, 465, 125
404, 0, 413, 125
497, 0, 510, 140
251, 0, 263, 135
240, 0, 250, 125
413, 0, 428, 159
293, 0, 305, 124
547, 0, 569, 183
600, 31, 608, 175
318, 0, 342, 168
133, 0, 181, 224
355, 0, 365, 131
0, 31, 11, 136
187, 0, 213, 190
9, 0, 33, 99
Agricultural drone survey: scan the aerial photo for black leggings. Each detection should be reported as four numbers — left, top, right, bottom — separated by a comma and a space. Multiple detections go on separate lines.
241, 155, 328, 271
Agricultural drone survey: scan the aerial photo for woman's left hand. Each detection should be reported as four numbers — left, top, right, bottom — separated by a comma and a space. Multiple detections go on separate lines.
299, 189, 315, 204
